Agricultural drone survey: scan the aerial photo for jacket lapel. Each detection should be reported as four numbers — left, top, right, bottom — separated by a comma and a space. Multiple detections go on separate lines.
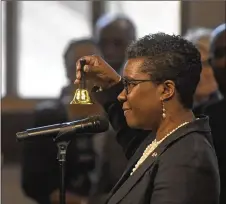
107, 116, 211, 204
105, 133, 155, 203
108, 140, 163, 204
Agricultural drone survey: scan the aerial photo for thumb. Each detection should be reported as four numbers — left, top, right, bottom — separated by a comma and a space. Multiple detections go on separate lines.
83, 65, 91, 73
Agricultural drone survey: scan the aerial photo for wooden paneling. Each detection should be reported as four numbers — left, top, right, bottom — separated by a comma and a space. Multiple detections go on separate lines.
91, 1, 106, 33
1, 97, 44, 113
2, 112, 35, 163
181, 1, 226, 35
5, 1, 18, 96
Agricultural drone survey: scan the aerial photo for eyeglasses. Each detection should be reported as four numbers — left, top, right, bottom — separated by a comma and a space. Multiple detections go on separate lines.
202, 59, 211, 67
122, 77, 153, 94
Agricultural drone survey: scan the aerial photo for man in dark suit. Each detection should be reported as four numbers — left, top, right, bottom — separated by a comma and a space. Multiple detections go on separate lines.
76, 33, 220, 204
21, 39, 102, 204
205, 23, 226, 204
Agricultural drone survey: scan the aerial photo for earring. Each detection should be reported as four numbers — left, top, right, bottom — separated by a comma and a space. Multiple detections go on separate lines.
162, 100, 166, 119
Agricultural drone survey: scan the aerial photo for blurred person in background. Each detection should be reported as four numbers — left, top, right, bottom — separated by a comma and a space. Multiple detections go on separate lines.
21, 39, 102, 204
205, 23, 226, 204
91, 13, 137, 196
95, 13, 136, 74
184, 28, 222, 115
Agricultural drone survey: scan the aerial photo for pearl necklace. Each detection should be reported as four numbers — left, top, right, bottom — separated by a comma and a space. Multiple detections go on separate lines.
130, 121, 189, 175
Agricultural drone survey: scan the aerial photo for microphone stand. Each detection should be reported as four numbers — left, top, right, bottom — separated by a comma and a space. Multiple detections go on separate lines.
54, 130, 71, 204
56, 141, 70, 204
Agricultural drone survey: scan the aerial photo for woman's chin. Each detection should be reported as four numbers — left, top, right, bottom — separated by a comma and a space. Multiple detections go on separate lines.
125, 115, 152, 130
125, 111, 148, 129
125, 117, 140, 129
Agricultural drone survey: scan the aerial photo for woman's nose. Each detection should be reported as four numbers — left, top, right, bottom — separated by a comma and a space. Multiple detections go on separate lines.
117, 89, 127, 103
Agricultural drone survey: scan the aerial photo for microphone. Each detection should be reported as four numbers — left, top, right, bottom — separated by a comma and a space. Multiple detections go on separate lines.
16, 115, 109, 142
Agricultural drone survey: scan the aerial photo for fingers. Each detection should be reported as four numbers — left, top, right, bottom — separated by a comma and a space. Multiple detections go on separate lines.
75, 65, 91, 79
75, 65, 93, 84
76, 55, 99, 70
74, 78, 80, 84
84, 65, 90, 72
75, 55, 102, 85
75, 55, 97, 77
74, 72, 95, 85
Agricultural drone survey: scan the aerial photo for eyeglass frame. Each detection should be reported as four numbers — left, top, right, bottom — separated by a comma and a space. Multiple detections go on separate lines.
122, 77, 153, 95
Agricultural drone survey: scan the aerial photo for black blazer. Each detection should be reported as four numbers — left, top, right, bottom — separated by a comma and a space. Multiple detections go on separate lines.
92, 81, 220, 204
205, 99, 226, 204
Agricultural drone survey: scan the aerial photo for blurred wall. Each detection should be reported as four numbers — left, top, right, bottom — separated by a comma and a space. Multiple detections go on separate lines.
181, 1, 226, 34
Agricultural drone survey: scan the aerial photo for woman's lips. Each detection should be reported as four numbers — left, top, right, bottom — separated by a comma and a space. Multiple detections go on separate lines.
123, 109, 131, 116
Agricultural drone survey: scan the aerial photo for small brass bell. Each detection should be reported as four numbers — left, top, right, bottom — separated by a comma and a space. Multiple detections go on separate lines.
70, 59, 94, 105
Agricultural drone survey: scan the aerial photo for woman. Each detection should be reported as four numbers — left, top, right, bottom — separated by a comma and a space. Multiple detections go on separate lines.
75, 33, 220, 204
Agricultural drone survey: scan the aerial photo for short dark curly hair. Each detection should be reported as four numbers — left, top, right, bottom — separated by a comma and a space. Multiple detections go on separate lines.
126, 32, 202, 109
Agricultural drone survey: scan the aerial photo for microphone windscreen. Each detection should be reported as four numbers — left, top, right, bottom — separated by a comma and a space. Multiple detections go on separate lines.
16, 131, 29, 141
89, 115, 109, 132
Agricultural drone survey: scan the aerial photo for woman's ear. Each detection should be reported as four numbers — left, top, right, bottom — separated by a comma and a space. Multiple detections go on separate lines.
160, 80, 176, 101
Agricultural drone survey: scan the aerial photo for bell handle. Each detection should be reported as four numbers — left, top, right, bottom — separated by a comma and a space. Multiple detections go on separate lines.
80, 59, 86, 89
